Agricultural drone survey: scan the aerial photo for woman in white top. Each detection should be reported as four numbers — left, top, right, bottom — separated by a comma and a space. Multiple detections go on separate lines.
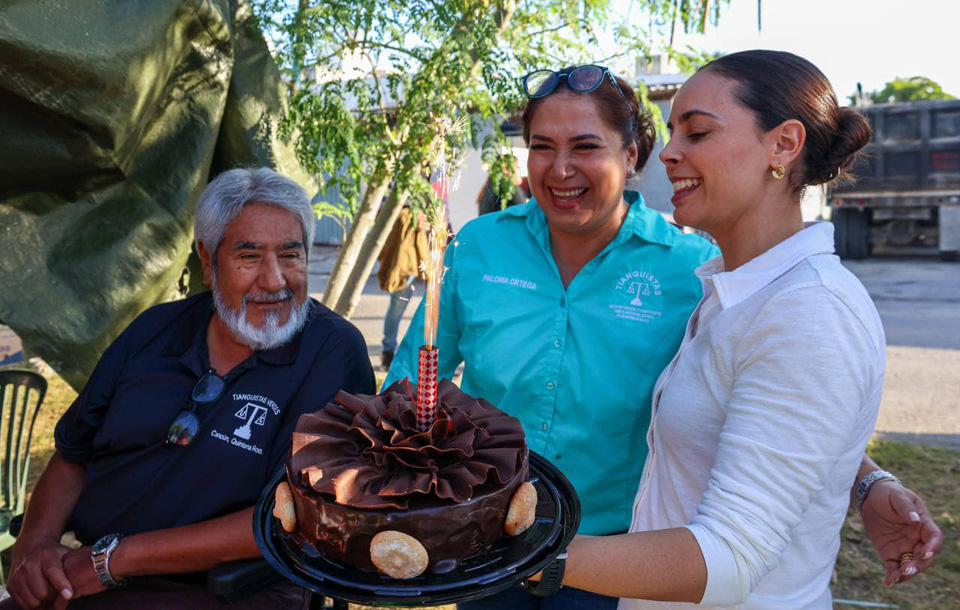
541, 50, 942, 608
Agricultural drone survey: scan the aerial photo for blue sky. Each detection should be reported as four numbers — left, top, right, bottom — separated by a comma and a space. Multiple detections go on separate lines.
615, 0, 959, 104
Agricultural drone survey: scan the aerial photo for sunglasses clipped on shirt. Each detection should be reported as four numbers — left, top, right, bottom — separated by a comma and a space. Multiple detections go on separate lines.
165, 369, 226, 447
521, 64, 626, 100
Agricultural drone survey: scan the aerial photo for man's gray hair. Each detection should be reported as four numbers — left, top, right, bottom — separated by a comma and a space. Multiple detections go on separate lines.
194, 168, 315, 260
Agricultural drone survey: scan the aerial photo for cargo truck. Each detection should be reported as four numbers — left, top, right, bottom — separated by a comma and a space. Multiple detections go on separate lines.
829, 99, 960, 260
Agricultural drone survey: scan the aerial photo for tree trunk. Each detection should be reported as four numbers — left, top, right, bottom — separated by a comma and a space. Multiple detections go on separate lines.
334, 187, 410, 317
320, 165, 392, 308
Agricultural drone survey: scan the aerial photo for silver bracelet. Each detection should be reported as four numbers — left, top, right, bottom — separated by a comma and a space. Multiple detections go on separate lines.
856, 469, 899, 512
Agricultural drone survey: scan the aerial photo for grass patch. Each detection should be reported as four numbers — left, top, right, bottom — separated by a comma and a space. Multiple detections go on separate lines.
22, 364, 77, 499
13, 366, 960, 608
833, 439, 960, 609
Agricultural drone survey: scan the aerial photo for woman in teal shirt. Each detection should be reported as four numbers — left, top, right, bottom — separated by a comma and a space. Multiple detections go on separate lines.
386, 77, 716, 547
386, 65, 939, 608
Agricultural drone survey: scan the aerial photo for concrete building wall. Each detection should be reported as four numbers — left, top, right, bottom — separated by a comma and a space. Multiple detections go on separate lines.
631, 98, 676, 217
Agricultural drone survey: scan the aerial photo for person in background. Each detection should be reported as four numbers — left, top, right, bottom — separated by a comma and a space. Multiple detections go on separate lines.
377, 207, 429, 371
387, 62, 942, 608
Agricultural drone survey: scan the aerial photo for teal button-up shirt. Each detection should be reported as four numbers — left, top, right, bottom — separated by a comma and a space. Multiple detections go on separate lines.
385, 192, 718, 535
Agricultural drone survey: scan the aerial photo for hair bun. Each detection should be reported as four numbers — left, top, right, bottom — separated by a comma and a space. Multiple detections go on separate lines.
808, 107, 872, 185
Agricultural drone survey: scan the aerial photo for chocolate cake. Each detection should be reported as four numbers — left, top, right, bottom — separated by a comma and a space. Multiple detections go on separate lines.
287, 379, 529, 575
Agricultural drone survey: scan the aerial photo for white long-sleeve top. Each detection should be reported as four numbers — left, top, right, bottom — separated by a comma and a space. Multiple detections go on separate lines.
620, 222, 885, 609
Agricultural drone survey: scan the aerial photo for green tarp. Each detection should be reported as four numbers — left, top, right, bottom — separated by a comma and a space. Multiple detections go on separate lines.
0, 0, 315, 390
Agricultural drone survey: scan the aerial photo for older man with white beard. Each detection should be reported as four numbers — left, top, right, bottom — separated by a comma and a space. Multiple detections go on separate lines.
5, 168, 375, 609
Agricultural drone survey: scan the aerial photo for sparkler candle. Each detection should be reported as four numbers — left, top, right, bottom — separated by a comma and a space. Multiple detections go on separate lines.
415, 117, 463, 431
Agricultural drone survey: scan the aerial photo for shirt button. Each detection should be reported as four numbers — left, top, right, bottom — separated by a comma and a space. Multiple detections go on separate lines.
546, 381, 555, 390
541, 422, 549, 431
554, 339, 562, 348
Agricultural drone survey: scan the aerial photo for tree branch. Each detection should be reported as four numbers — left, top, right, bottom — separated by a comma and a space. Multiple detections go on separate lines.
367, 56, 400, 146
361, 41, 428, 63
518, 21, 573, 39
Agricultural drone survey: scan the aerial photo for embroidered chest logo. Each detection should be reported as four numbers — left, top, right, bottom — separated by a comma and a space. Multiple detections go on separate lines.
210, 393, 281, 456
233, 403, 268, 439
611, 270, 664, 323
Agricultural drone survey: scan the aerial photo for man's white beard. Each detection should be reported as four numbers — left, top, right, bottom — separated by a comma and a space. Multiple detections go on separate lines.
212, 280, 310, 351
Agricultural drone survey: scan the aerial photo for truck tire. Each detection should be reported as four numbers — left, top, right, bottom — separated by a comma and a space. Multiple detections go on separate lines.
833, 208, 849, 258
846, 208, 869, 259
834, 208, 869, 260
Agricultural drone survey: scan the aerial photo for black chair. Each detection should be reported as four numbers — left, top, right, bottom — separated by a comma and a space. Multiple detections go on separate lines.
0, 369, 47, 583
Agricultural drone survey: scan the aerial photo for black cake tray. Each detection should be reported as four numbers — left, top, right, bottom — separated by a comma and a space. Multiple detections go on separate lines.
253, 451, 581, 606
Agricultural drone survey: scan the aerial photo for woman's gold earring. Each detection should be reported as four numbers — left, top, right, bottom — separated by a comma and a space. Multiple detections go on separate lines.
771, 164, 786, 180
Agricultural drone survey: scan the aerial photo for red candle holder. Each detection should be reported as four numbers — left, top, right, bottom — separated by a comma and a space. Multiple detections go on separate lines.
416, 345, 439, 431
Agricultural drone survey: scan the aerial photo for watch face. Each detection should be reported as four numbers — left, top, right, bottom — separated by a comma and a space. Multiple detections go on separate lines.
93, 534, 117, 554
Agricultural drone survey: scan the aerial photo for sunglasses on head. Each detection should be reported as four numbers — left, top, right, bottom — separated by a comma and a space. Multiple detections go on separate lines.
521, 64, 626, 100
165, 369, 226, 447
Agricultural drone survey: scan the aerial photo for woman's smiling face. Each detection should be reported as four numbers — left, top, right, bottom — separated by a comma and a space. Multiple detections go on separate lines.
526, 91, 638, 241
660, 71, 773, 234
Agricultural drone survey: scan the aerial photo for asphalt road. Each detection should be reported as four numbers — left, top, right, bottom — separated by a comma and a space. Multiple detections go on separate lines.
842, 258, 960, 448
310, 248, 960, 448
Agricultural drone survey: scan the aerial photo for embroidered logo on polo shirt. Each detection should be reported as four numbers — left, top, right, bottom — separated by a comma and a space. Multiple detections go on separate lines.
611, 269, 664, 323
233, 403, 268, 439
210, 393, 281, 456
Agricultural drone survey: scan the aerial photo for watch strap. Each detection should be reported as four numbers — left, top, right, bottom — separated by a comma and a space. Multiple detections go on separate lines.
91, 534, 126, 588
524, 550, 567, 597
856, 469, 899, 512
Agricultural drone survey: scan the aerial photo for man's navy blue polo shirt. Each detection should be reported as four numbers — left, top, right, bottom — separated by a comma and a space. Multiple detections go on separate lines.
55, 292, 375, 545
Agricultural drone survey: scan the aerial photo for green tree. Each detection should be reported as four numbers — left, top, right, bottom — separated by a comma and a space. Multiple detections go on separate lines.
253, 0, 727, 317
852, 76, 956, 105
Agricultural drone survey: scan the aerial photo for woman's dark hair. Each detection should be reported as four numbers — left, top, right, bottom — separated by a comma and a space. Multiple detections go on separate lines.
520, 69, 656, 173
699, 50, 871, 192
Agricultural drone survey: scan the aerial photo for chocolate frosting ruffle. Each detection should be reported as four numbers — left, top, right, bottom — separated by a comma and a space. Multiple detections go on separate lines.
291, 379, 526, 509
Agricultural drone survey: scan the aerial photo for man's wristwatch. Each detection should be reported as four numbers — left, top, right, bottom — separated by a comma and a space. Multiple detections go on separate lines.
91, 533, 126, 588
523, 550, 567, 597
